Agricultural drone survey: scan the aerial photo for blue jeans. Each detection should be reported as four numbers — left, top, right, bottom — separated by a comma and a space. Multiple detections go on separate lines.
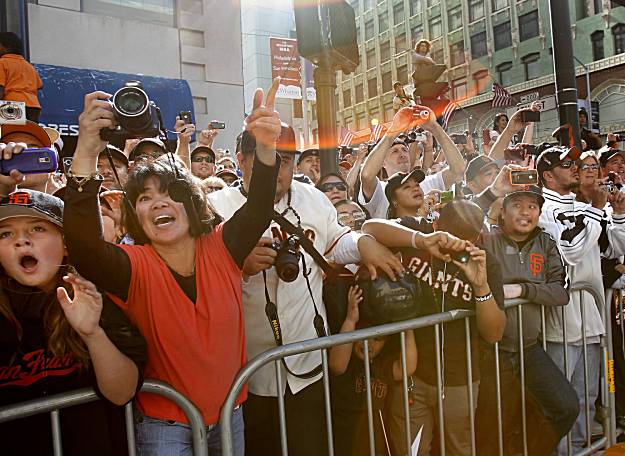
135, 406, 244, 456
546, 342, 601, 456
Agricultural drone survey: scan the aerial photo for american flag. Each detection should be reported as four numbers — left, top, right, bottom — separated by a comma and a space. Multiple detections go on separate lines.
339, 127, 355, 147
370, 124, 384, 142
492, 82, 514, 108
442, 101, 460, 130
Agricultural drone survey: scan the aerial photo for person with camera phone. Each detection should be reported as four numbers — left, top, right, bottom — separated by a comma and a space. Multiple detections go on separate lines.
488, 102, 541, 162
361, 200, 506, 456
58, 80, 284, 455
209, 122, 406, 456
329, 284, 417, 456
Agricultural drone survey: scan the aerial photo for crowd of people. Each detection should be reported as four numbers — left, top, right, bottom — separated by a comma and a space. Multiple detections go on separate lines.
0, 31, 624, 456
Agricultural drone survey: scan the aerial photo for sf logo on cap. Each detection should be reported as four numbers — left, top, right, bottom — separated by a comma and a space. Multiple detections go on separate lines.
7, 192, 30, 205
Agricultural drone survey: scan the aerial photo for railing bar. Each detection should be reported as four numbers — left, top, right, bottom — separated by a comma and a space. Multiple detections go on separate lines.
321, 349, 335, 456
494, 342, 504, 456
363, 339, 376, 456
275, 361, 289, 456
580, 292, 591, 448
400, 331, 412, 455
517, 306, 528, 456
125, 403, 136, 456
464, 318, 476, 456
50, 409, 63, 456
435, 323, 446, 456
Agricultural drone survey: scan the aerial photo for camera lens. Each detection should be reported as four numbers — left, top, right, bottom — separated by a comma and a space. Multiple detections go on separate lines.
276, 255, 300, 282
115, 88, 148, 116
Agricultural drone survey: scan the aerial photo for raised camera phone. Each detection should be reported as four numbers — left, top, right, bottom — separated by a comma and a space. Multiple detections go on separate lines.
0, 100, 26, 125
439, 190, 454, 204
0, 148, 58, 175
450, 134, 467, 145
440, 248, 470, 264
271, 235, 301, 282
521, 111, 541, 122
209, 121, 226, 130
510, 170, 539, 185
179, 111, 193, 125
100, 81, 160, 142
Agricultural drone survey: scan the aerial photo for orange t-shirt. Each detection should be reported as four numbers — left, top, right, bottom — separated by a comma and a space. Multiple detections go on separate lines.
109, 224, 247, 425
0, 54, 42, 108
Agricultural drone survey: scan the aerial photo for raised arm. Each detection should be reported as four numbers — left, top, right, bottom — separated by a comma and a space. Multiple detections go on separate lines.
174, 116, 195, 169
489, 104, 540, 161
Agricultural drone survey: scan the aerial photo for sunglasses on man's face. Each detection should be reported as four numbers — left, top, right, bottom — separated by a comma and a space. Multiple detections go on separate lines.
579, 163, 600, 171
192, 156, 215, 163
557, 160, 576, 169
319, 182, 347, 192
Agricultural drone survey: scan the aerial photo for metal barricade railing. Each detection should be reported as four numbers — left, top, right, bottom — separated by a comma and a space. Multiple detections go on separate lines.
220, 286, 623, 456
0, 379, 208, 456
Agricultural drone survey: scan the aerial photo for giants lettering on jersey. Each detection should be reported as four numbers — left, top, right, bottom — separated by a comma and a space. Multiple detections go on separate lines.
406, 256, 474, 302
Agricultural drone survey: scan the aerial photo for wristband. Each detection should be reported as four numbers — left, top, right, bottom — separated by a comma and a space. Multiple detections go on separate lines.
474, 292, 493, 302
411, 231, 419, 249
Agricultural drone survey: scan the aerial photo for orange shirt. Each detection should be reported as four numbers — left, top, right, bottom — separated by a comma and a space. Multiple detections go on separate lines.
109, 224, 247, 425
0, 54, 42, 108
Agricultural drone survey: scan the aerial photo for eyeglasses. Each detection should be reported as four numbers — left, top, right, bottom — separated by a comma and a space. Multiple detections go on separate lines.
558, 160, 576, 169
192, 156, 215, 163
337, 210, 366, 227
319, 182, 347, 192
579, 163, 600, 171
206, 186, 223, 192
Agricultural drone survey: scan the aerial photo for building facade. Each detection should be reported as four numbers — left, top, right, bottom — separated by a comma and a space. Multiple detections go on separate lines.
338, 0, 625, 143
4, 0, 244, 151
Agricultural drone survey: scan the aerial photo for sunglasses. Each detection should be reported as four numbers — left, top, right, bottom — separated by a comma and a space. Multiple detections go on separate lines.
579, 163, 600, 171
320, 182, 347, 192
558, 160, 576, 169
192, 156, 215, 163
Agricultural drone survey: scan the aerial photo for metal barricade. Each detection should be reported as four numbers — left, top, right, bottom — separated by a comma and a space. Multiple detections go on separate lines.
0, 379, 208, 456
220, 286, 622, 456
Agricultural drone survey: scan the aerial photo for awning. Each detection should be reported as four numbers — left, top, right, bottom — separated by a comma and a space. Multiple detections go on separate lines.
34, 64, 194, 145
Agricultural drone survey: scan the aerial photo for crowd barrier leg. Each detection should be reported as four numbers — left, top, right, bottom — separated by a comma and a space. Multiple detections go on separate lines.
274, 361, 288, 456
464, 318, 476, 456
579, 292, 592, 449
562, 304, 573, 454
124, 402, 137, 456
517, 305, 528, 456
50, 409, 62, 456
434, 323, 446, 456
400, 331, 412, 455
541, 305, 547, 352
603, 288, 618, 446
494, 341, 504, 456
321, 349, 335, 456
363, 340, 376, 456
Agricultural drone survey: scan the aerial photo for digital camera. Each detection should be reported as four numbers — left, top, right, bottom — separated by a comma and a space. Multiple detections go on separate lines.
100, 82, 160, 142
271, 235, 301, 282
0, 100, 26, 125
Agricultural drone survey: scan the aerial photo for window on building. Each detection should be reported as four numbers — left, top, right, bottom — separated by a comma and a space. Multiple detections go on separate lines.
497, 61, 513, 86
380, 41, 391, 61
365, 19, 375, 40
450, 41, 465, 66
469, 0, 485, 22
594, 0, 603, 14
519, 11, 539, 41
448, 6, 462, 31
356, 83, 364, 103
427, 0, 439, 6
432, 47, 444, 64
393, 2, 405, 24
522, 53, 540, 80
83, 0, 175, 25
494, 21, 512, 50
356, 114, 366, 129
592, 30, 605, 60
409, 0, 422, 16
411, 24, 424, 43
368, 77, 378, 97
492, 0, 508, 11
397, 64, 408, 84
367, 48, 376, 68
613, 23, 625, 54
429, 16, 442, 39
356, 25, 362, 44
364, 0, 374, 10
382, 71, 393, 92
471, 32, 487, 58
343, 89, 352, 107
395, 33, 406, 52
473, 69, 489, 94
379, 11, 389, 32
451, 78, 467, 101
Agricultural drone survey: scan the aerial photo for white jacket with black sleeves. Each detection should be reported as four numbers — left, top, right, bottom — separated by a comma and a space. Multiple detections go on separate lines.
539, 187, 625, 344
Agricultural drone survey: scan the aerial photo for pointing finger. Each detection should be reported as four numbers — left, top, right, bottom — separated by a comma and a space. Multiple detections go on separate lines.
265, 77, 281, 111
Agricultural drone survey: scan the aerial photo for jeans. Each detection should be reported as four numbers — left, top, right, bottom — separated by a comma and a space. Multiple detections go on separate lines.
135, 406, 244, 456
546, 342, 601, 455
475, 345, 579, 456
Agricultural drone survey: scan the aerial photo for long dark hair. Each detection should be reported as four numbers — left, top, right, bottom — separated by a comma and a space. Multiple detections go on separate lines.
493, 113, 508, 133
124, 155, 222, 244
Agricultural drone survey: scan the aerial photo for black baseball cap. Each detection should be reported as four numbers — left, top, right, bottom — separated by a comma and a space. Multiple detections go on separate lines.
99, 145, 129, 166
465, 155, 499, 182
190, 146, 215, 161
0, 190, 63, 228
503, 185, 545, 207
298, 148, 320, 164
384, 168, 426, 203
598, 146, 625, 167
240, 122, 298, 155
536, 146, 582, 182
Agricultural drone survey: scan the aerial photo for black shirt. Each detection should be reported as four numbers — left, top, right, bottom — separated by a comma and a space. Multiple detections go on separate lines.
0, 279, 147, 456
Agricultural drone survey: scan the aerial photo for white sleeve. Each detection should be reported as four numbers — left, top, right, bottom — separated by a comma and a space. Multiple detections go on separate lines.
420, 172, 446, 193
330, 231, 366, 265
357, 179, 390, 219
539, 203, 603, 265
603, 213, 625, 259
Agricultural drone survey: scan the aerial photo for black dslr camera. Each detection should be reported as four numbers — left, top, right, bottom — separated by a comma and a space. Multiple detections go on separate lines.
100, 81, 161, 142
271, 235, 301, 282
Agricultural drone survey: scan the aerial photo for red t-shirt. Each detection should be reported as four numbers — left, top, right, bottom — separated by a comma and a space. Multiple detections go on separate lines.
109, 224, 246, 424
